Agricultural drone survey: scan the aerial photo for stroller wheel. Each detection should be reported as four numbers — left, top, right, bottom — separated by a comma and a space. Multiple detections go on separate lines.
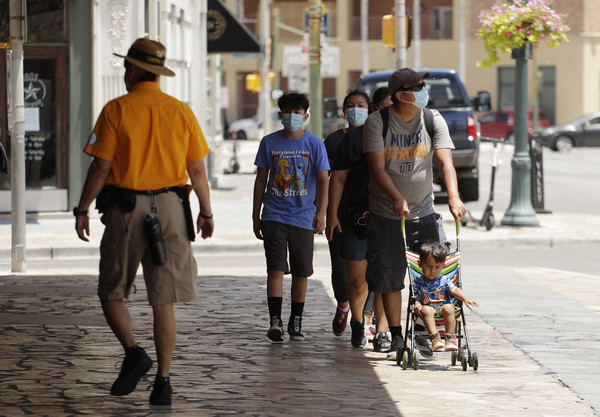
412, 353, 419, 370
471, 352, 479, 371
401, 350, 409, 370
451, 350, 457, 366
461, 352, 468, 371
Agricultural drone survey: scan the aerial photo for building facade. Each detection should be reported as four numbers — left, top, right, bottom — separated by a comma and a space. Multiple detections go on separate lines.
221, 0, 600, 131
0, 0, 219, 212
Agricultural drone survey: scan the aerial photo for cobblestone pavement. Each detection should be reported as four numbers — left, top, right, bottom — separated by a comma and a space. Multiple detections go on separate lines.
0, 258, 597, 417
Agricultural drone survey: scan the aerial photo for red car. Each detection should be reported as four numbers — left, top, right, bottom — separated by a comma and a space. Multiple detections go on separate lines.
478, 109, 549, 143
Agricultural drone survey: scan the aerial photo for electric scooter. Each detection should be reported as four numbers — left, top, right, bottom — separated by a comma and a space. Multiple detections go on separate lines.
461, 137, 504, 231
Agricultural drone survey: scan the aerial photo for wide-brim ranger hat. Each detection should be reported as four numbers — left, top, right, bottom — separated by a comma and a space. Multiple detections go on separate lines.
113, 38, 175, 77
388, 68, 430, 95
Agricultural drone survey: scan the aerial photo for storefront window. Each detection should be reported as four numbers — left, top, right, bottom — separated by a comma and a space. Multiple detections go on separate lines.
23, 59, 57, 187
26, 0, 66, 43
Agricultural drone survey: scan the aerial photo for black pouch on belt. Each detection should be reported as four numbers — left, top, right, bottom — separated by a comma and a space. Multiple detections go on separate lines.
144, 213, 168, 266
174, 185, 196, 241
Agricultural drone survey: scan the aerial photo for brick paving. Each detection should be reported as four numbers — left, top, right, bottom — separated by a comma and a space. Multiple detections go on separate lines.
0, 258, 597, 416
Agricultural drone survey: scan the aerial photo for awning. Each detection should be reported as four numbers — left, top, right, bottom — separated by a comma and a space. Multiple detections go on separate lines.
207, 0, 260, 54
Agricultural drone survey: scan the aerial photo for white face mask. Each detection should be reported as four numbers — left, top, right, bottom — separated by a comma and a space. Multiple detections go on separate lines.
408, 88, 429, 109
281, 113, 304, 132
345, 107, 368, 127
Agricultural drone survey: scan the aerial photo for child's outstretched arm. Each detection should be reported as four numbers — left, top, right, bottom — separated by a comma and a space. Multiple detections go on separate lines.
450, 287, 479, 309
252, 167, 268, 240
313, 170, 329, 234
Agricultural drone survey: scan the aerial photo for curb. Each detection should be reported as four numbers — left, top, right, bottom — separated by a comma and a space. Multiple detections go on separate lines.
2, 236, 600, 261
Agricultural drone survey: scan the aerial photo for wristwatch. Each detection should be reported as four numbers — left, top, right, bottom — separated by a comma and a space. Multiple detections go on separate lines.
73, 207, 88, 217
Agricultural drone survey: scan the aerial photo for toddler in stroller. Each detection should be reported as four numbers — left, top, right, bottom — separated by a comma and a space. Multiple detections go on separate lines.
399, 218, 479, 371
413, 242, 479, 352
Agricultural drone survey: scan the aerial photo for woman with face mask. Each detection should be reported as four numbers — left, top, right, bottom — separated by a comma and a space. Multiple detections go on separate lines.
325, 90, 396, 352
323, 91, 370, 341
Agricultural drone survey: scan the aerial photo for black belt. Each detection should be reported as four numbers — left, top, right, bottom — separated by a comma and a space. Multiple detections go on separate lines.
132, 186, 180, 196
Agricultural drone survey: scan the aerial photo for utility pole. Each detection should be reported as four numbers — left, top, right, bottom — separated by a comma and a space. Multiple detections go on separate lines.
413, 0, 421, 69
360, 0, 369, 75
458, 0, 466, 82
259, 0, 272, 135
308, 0, 322, 138
394, 0, 406, 69
10, 0, 26, 272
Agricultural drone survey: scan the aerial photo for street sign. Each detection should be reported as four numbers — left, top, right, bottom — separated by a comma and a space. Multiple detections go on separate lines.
303, 7, 329, 37
282, 44, 340, 78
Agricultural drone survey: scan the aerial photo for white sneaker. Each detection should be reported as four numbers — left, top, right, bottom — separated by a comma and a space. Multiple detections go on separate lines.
364, 324, 374, 342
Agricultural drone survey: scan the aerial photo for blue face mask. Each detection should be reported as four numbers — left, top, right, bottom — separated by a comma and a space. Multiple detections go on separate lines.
410, 88, 430, 109
345, 107, 368, 127
281, 113, 305, 132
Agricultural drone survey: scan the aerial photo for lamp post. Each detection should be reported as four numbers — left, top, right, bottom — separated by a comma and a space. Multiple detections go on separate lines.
501, 42, 539, 227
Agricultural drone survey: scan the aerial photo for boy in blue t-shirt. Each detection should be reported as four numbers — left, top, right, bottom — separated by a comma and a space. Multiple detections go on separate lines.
414, 242, 479, 351
253, 92, 330, 343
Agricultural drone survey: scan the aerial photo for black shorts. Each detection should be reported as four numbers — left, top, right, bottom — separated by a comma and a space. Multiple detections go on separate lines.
365, 213, 448, 294
261, 220, 314, 277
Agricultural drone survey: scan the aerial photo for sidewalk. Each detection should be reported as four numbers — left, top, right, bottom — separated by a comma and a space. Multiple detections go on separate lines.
0, 262, 598, 416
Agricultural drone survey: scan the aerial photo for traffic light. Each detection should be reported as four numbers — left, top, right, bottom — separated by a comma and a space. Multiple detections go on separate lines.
245, 72, 275, 93
382, 13, 412, 49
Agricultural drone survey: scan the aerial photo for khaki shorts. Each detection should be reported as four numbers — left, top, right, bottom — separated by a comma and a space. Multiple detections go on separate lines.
98, 190, 198, 306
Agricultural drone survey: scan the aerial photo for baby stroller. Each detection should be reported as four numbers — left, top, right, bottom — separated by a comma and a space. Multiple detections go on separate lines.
398, 217, 478, 371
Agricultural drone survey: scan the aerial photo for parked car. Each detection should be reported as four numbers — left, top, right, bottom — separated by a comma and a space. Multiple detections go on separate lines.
478, 108, 549, 143
355, 69, 490, 202
227, 99, 347, 140
227, 115, 263, 140
540, 112, 600, 153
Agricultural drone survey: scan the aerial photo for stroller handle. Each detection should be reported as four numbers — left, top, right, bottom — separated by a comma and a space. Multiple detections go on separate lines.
400, 215, 461, 247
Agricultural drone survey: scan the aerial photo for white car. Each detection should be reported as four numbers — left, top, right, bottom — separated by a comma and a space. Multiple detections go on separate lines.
227, 116, 263, 140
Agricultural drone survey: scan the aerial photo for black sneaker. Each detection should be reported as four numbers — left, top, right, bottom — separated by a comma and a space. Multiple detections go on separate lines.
267, 317, 284, 343
110, 345, 153, 396
386, 334, 404, 361
350, 320, 368, 348
373, 332, 391, 352
287, 315, 305, 341
149, 377, 172, 405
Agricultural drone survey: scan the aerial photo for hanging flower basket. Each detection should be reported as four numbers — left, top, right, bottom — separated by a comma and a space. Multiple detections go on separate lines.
476, 0, 570, 68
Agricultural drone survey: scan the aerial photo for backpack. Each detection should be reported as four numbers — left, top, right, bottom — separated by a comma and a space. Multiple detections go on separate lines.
379, 106, 434, 141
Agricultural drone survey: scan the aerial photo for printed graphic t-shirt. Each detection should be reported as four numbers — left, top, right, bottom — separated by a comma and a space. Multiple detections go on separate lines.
254, 130, 330, 230
362, 108, 454, 220
413, 275, 457, 305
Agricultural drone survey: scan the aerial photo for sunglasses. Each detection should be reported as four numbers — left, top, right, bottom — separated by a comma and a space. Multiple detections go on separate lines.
399, 82, 426, 92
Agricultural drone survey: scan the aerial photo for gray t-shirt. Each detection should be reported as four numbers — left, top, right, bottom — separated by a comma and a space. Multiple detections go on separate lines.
362, 108, 454, 220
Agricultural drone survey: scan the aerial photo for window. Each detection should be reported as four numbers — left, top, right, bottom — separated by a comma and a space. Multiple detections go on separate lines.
25, 0, 66, 43
431, 6, 452, 39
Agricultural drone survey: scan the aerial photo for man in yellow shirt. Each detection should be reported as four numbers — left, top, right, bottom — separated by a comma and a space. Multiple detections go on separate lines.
74, 38, 214, 406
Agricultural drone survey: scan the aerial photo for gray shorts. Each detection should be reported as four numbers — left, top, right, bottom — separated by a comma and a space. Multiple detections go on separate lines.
365, 212, 448, 294
261, 220, 314, 277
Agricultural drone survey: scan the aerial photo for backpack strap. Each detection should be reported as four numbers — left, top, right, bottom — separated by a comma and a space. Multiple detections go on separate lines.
423, 107, 434, 139
379, 106, 389, 141
379, 106, 434, 141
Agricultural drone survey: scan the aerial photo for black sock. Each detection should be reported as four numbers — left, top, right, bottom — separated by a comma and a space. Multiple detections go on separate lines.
124, 344, 140, 356
267, 297, 283, 321
155, 375, 170, 384
390, 326, 403, 339
291, 300, 305, 317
